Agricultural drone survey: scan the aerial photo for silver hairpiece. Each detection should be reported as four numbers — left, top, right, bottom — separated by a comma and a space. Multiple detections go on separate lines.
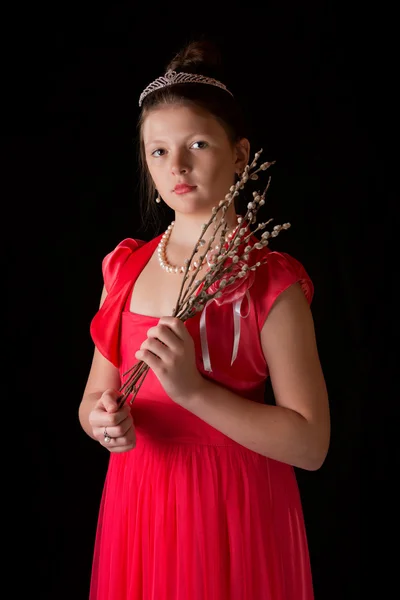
138, 69, 234, 107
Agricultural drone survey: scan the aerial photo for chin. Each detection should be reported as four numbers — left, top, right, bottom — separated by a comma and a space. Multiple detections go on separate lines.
169, 199, 216, 217
182, 206, 216, 219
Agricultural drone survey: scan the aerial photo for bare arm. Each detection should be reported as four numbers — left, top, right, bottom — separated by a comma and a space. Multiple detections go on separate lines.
78, 286, 136, 452
78, 348, 122, 439
182, 283, 330, 470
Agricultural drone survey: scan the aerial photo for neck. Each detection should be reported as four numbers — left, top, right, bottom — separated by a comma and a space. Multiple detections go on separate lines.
168, 205, 239, 249
157, 206, 240, 274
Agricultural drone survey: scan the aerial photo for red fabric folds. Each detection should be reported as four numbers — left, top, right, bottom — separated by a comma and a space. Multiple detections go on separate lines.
89, 236, 315, 599
90, 237, 159, 367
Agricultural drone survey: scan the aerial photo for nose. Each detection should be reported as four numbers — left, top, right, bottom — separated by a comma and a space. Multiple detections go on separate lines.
172, 166, 187, 174
170, 149, 191, 176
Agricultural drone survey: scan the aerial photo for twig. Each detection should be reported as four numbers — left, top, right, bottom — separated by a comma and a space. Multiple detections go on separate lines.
118, 151, 289, 405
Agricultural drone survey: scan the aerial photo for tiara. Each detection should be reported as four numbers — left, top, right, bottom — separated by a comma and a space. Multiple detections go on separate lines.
138, 69, 234, 107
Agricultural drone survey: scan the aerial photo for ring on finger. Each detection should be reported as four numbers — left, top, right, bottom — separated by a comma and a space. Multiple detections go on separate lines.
103, 427, 112, 444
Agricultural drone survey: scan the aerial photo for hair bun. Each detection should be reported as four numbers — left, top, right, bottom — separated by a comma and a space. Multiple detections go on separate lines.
166, 39, 223, 78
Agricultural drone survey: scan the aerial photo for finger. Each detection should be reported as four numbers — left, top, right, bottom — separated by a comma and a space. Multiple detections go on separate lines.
109, 443, 136, 454
97, 415, 134, 440
101, 437, 136, 452
146, 323, 182, 352
140, 337, 171, 361
98, 423, 136, 447
101, 389, 123, 413
157, 316, 189, 342
91, 404, 132, 428
135, 348, 162, 371
107, 405, 132, 426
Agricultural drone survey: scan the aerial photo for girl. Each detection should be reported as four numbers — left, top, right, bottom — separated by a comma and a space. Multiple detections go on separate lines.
78, 39, 330, 600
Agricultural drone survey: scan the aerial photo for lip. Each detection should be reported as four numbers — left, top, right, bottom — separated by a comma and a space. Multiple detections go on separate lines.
173, 184, 197, 194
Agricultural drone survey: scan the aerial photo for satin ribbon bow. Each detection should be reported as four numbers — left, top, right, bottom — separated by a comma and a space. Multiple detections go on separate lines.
199, 265, 255, 372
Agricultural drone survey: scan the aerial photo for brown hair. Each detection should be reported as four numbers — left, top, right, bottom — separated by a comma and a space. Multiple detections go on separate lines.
136, 39, 249, 233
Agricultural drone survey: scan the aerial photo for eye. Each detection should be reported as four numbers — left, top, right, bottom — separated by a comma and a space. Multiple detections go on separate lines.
151, 148, 166, 157
190, 141, 208, 150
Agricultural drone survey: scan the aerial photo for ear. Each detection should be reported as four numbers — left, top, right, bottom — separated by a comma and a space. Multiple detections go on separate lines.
234, 138, 250, 175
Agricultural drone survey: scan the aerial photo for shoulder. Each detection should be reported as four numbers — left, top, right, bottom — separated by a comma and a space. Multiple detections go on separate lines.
101, 237, 147, 293
251, 245, 314, 328
261, 248, 314, 302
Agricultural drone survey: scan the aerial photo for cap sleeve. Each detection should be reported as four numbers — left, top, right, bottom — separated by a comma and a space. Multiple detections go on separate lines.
90, 237, 147, 367
101, 238, 142, 293
253, 251, 314, 329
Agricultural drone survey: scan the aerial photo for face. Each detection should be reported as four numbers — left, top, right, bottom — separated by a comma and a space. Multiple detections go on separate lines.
142, 104, 249, 218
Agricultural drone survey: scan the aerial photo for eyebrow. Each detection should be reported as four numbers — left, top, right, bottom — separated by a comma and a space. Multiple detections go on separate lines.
144, 133, 213, 148
144, 140, 166, 147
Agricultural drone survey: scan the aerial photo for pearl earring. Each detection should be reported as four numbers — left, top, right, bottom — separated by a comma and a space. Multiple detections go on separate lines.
155, 192, 161, 204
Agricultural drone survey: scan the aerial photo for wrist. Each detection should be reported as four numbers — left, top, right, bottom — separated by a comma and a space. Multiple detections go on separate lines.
176, 374, 210, 407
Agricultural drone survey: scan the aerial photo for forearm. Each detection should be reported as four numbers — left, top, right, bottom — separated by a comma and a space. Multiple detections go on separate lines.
78, 391, 103, 440
185, 379, 328, 471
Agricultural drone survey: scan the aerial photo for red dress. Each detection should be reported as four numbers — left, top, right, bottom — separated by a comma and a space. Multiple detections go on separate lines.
89, 234, 315, 600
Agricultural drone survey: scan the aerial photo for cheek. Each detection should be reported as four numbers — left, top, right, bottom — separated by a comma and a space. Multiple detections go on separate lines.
146, 163, 166, 192
205, 159, 235, 188
146, 161, 157, 181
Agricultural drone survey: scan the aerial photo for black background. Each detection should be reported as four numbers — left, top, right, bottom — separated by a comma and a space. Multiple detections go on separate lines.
4, 2, 395, 599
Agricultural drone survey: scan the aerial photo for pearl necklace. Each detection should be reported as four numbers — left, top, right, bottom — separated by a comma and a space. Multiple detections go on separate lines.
157, 220, 239, 274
